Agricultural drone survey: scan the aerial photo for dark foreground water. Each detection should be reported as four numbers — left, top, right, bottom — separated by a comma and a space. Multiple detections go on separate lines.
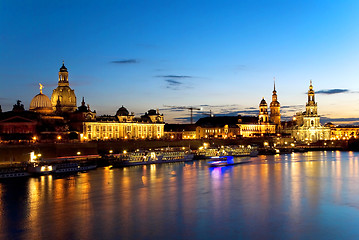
1, 151, 359, 240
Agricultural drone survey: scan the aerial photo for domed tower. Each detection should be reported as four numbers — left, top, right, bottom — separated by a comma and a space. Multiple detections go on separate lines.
51, 62, 77, 112
270, 80, 281, 125
258, 98, 269, 124
30, 83, 53, 114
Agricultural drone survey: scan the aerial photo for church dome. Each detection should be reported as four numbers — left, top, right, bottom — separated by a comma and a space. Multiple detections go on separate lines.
51, 86, 77, 112
30, 93, 53, 114
116, 106, 129, 116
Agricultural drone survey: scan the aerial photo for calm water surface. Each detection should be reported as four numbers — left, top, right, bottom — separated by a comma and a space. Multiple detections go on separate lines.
1, 151, 359, 240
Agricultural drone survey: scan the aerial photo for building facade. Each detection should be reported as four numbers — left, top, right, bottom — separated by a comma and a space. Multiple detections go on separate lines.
291, 81, 330, 142
82, 107, 164, 140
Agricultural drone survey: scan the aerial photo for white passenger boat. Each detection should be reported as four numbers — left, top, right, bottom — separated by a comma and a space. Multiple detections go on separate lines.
156, 151, 194, 162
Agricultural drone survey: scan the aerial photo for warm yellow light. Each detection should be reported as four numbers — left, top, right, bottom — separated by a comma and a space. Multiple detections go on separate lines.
77, 151, 81, 155
57, 136, 62, 140
37, 154, 42, 157
33, 136, 37, 141
123, 150, 127, 154
109, 150, 113, 154
124, 136, 128, 139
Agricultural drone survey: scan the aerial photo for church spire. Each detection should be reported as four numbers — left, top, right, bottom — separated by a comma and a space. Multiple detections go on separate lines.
273, 77, 276, 92
308, 80, 315, 104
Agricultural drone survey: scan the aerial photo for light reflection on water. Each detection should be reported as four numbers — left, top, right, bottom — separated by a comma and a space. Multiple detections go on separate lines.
2, 151, 359, 239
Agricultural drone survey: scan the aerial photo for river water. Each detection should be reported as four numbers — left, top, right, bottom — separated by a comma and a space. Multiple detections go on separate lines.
1, 151, 359, 240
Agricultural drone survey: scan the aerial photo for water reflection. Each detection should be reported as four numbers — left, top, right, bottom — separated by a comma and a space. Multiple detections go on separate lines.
2, 152, 359, 239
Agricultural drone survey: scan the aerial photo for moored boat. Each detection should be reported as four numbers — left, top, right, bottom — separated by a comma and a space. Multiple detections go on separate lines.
53, 162, 97, 174
27, 163, 55, 175
0, 166, 31, 179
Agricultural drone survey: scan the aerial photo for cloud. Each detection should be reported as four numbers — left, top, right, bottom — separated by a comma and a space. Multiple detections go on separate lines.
315, 89, 349, 94
156, 75, 192, 79
165, 79, 183, 90
157, 75, 193, 90
111, 59, 138, 64
320, 117, 359, 125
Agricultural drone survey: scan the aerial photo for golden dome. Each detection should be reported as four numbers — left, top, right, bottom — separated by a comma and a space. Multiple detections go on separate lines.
30, 93, 53, 114
51, 86, 77, 112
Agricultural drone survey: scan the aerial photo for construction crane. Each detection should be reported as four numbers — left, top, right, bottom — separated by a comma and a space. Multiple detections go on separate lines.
164, 106, 201, 124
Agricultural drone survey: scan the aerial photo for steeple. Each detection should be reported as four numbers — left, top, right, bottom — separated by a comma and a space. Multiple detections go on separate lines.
270, 78, 281, 126
272, 78, 277, 102
305, 80, 317, 115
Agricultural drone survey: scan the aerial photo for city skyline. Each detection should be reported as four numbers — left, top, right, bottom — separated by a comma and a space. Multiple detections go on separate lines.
1, 1, 359, 124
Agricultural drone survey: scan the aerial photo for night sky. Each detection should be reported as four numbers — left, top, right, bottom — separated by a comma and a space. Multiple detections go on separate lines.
1, 0, 359, 124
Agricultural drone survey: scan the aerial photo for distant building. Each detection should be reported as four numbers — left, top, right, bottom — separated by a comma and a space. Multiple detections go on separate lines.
196, 116, 240, 139
290, 81, 330, 142
164, 124, 197, 140
195, 114, 276, 139
82, 107, 164, 140
325, 123, 359, 140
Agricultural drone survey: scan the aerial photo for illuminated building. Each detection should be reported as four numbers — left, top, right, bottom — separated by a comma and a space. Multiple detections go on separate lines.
51, 62, 77, 113
83, 107, 164, 140
239, 98, 276, 137
326, 123, 359, 140
270, 81, 281, 126
291, 81, 330, 142
258, 98, 269, 123
196, 116, 239, 139
164, 124, 197, 140
195, 114, 276, 139
0, 101, 39, 140
29, 84, 53, 114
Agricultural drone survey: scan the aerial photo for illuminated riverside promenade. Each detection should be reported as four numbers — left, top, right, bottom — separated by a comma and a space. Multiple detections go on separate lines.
1, 151, 359, 239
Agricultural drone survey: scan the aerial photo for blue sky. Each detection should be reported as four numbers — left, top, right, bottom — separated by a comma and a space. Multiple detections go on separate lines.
1, 0, 359, 124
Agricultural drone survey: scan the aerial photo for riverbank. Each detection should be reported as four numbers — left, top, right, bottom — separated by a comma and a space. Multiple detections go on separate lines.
0, 138, 351, 163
